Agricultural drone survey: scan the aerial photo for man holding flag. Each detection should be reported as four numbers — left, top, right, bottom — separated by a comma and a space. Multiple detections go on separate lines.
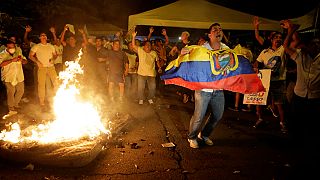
183, 23, 229, 149
162, 22, 264, 149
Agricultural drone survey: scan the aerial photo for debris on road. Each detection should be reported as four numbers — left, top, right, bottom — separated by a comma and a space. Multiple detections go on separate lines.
161, 142, 175, 148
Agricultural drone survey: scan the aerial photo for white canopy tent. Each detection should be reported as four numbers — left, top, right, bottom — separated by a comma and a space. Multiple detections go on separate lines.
128, 0, 316, 31
291, 5, 319, 32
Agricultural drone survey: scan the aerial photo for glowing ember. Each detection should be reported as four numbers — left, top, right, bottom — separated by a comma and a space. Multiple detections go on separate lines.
0, 49, 110, 144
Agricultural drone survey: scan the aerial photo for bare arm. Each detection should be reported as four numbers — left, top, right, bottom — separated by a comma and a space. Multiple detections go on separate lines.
29, 50, 43, 67
162, 29, 169, 46
0, 56, 24, 67
124, 63, 129, 76
147, 27, 154, 41
60, 25, 68, 47
283, 20, 299, 58
23, 25, 32, 45
49, 27, 58, 45
78, 28, 88, 47
131, 31, 138, 52
281, 19, 300, 49
253, 16, 265, 46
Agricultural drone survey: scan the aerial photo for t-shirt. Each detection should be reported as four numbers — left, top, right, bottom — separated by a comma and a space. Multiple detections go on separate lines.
124, 49, 138, 74
62, 44, 82, 63
54, 44, 63, 64
106, 50, 129, 75
291, 49, 320, 99
256, 45, 286, 81
137, 47, 158, 77
30, 43, 56, 67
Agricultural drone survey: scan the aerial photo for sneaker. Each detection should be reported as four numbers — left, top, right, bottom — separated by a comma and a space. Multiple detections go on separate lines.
2, 110, 18, 119
228, 107, 239, 112
148, 99, 154, 105
198, 133, 214, 146
139, 100, 143, 105
188, 139, 199, 149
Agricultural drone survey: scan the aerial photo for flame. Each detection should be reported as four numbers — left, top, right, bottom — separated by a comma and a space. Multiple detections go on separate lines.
0, 122, 21, 143
0, 49, 110, 144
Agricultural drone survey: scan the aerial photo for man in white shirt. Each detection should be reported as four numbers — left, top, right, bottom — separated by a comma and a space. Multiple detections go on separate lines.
29, 32, 58, 111
0, 40, 28, 119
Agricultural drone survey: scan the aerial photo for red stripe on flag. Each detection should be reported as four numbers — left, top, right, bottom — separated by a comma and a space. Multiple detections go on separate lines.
164, 74, 265, 94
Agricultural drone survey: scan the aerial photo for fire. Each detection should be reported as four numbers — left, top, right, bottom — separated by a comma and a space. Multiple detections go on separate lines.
0, 49, 110, 144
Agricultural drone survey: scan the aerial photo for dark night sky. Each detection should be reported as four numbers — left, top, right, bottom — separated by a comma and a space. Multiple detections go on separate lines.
0, 0, 319, 36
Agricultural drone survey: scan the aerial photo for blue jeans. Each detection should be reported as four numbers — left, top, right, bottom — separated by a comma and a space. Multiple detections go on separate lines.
188, 90, 225, 139
125, 73, 138, 98
137, 75, 156, 100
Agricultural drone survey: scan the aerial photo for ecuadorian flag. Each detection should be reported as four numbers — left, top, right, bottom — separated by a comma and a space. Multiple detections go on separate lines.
161, 45, 265, 94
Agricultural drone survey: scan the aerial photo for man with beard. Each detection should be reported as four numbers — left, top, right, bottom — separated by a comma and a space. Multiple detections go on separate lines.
253, 31, 287, 132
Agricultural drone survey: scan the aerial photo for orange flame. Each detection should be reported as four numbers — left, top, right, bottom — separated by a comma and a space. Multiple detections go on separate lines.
0, 49, 110, 144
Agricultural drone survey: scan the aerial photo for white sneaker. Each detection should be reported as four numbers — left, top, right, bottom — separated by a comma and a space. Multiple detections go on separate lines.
2, 110, 18, 119
188, 139, 199, 149
139, 100, 143, 105
148, 99, 154, 104
198, 133, 214, 146
21, 97, 29, 103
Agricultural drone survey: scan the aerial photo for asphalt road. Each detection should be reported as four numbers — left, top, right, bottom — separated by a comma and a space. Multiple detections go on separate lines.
0, 84, 316, 180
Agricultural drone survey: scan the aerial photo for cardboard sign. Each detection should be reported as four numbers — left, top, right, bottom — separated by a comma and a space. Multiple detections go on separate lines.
243, 69, 271, 105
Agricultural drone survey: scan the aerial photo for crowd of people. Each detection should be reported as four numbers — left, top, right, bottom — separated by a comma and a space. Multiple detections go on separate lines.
0, 17, 319, 157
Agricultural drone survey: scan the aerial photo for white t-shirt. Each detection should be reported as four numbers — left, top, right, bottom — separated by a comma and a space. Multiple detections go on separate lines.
256, 45, 286, 81
137, 47, 158, 77
125, 52, 138, 74
31, 43, 56, 67
54, 44, 63, 64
